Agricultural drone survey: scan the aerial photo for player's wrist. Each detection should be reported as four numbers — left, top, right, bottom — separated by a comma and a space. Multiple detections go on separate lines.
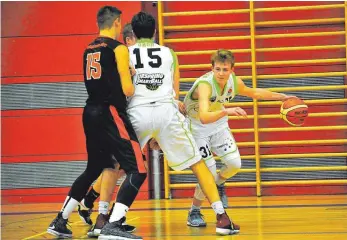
222, 109, 229, 116
277, 93, 287, 101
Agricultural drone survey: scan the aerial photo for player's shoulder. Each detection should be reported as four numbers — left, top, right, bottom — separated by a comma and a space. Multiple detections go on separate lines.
104, 38, 123, 50
198, 71, 213, 81
227, 72, 236, 82
153, 43, 171, 52
86, 37, 114, 51
127, 43, 137, 50
114, 44, 129, 54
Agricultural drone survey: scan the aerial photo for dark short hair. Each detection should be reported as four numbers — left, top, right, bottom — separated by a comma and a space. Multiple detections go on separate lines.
122, 23, 135, 43
97, 6, 122, 30
211, 49, 235, 68
131, 12, 155, 39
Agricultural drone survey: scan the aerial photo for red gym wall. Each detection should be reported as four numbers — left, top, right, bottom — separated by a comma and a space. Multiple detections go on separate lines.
1, 1, 147, 204
1, 2, 346, 204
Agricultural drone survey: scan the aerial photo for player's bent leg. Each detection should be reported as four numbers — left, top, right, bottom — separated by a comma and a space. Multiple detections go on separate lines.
190, 161, 240, 235
216, 153, 242, 208
218, 154, 241, 183
100, 167, 120, 204
211, 129, 242, 208
114, 172, 147, 208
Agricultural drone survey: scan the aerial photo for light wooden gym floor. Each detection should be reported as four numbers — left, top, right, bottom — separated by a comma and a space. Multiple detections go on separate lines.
2, 195, 347, 240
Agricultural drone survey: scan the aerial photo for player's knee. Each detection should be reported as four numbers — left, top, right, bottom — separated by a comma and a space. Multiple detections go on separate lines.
85, 166, 104, 181
137, 172, 147, 182
130, 172, 147, 189
223, 154, 242, 172
207, 163, 218, 180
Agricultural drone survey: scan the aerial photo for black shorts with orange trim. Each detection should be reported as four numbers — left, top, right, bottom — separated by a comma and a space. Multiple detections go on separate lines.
83, 104, 146, 174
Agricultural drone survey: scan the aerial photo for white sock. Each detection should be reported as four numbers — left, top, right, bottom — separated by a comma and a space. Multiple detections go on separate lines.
215, 175, 226, 186
211, 201, 225, 215
190, 204, 201, 212
109, 202, 129, 222
61, 196, 70, 208
99, 201, 110, 215
61, 197, 79, 219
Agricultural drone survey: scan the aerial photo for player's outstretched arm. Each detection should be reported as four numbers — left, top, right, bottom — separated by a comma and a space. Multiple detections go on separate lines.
114, 45, 135, 96
237, 77, 293, 101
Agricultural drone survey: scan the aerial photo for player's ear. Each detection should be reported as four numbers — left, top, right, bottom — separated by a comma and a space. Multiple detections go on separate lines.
152, 29, 157, 42
114, 17, 121, 28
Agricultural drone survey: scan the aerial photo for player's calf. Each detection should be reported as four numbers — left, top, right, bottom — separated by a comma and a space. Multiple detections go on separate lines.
217, 183, 229, 208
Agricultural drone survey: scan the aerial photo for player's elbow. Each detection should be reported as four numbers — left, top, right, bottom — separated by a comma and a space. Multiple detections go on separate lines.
199, 112, 211, 124
200, 118, 209, 124
123, 85, 135, 97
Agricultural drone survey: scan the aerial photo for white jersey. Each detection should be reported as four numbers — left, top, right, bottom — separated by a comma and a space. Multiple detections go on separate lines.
184, 71, 239, 138
127, 39, 176, 108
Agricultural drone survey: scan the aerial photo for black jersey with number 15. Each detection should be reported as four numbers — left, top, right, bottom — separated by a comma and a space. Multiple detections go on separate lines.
83, 37, 127, 111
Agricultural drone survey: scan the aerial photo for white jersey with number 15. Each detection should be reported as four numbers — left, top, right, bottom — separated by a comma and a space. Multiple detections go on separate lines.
128, 40, 176, 108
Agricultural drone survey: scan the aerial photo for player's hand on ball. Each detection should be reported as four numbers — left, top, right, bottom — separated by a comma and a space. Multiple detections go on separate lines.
149, 138, 161, 150
282, 94, 297, 101
226, 107, 247, 118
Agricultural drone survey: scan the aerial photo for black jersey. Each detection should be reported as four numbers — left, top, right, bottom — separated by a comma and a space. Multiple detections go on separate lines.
83, 37, 127, 111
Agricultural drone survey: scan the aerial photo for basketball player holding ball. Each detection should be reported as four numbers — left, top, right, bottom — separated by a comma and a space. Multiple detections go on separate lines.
183, 49, 306, 227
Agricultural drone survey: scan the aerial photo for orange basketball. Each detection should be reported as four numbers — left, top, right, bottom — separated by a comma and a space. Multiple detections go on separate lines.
280, 97, 308, 127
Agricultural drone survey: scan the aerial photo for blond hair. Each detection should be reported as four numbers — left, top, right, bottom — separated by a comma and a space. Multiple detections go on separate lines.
211, 49, 235, 68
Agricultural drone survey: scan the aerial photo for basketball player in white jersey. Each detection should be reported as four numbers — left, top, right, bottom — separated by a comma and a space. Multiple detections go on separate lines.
99, 12, 240, 239
184, 49, 294, 227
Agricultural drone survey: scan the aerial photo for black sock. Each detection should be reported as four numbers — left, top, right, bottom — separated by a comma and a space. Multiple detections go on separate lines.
108, 202, 115, 215
84, 187, 100, 208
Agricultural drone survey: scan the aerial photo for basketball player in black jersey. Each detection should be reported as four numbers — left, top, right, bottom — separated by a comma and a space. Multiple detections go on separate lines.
47, 6, 146, 240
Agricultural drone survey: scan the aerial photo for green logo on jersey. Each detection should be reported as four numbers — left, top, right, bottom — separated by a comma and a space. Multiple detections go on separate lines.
136, 73, 164, 91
